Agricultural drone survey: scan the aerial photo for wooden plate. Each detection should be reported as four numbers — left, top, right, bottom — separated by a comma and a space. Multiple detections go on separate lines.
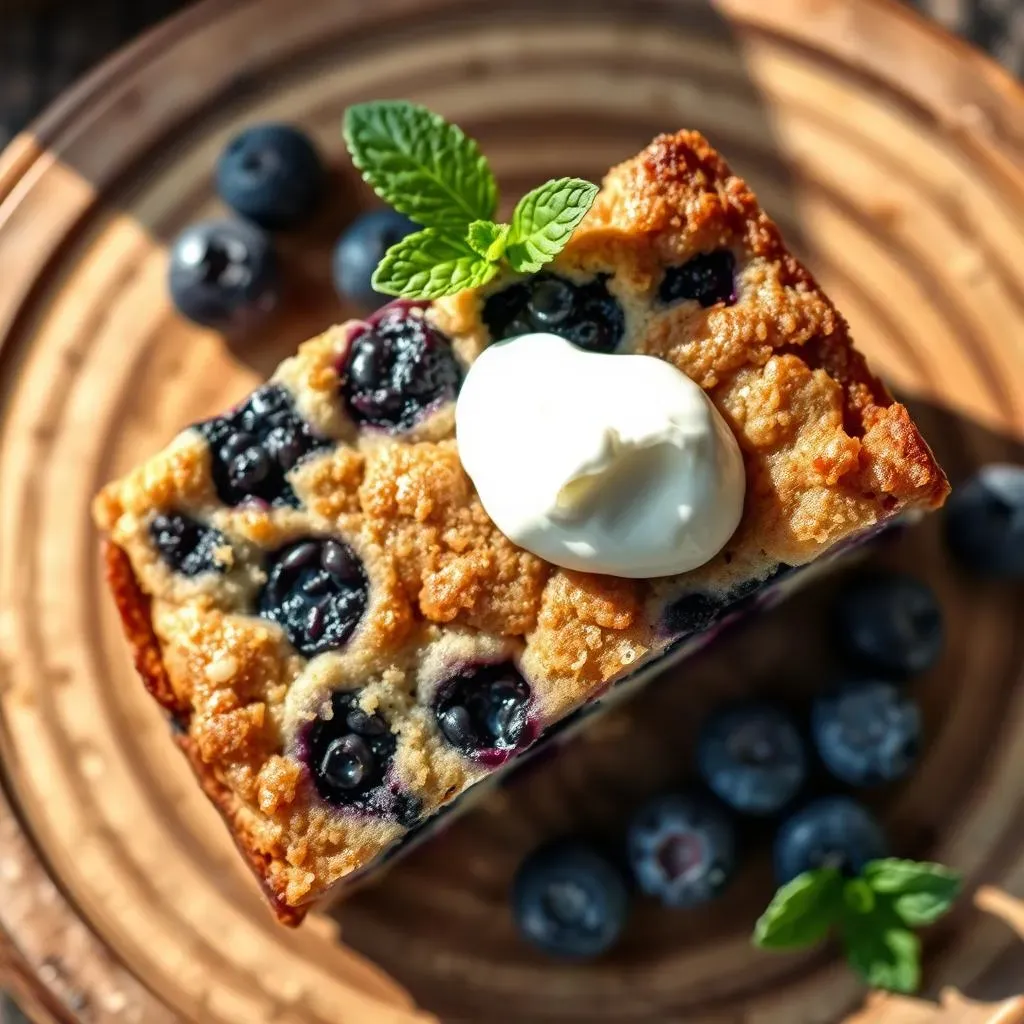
2, 0, 1024, 1020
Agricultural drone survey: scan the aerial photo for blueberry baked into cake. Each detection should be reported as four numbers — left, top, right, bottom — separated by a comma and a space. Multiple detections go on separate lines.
93, 104, 948, 925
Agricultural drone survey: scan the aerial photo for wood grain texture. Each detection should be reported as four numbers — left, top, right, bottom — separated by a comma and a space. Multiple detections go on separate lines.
1, 0, 1024, 1021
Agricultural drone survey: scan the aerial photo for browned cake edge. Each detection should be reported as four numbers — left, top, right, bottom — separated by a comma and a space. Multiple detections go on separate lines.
97, 129, 951, 920
578, 130, 950, 516
103, 541, 306, 926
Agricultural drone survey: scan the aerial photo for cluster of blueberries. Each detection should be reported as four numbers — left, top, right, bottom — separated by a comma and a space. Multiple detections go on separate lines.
169, 124, 326, 330
168, 122, 435, 330
169, 122, 740, 340
155, 496, 535, 818
162, 123, 1024, 962
513, 475, 1024, 959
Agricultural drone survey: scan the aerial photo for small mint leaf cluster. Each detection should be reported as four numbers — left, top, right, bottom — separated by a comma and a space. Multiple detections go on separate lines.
343, 101, 598, 300
753, 859, 961, 994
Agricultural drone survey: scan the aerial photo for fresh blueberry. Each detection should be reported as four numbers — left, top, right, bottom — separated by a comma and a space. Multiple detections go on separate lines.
341, 308, 461, 430
483, 273, 625, 353
306, 689, 412, 817
195, 384, 329, 507
834, 572, 944, 677
659, 250, 737, 308
258, 537, 368, 657
812, 680, 921, 787
627, 793, 737, 907
512, 841, 628, 958
434, 662, 531, 756
945, 464, 1024, 579
333, 210, 419, 310
216, 124, 325, 230
774, 797, 887, 885
697, 703, 807, 816
168, 219, 278, 332
149, 513, 229, 577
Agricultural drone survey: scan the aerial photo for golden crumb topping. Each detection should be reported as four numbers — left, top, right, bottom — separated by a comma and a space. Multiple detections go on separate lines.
95, 130, 946, 918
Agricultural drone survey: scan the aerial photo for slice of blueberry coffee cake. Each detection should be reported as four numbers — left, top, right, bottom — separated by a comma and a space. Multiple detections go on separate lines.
93, 103, 948, 924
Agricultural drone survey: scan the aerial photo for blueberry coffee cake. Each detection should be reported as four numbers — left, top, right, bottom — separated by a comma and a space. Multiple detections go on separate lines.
93, 105, 948, 924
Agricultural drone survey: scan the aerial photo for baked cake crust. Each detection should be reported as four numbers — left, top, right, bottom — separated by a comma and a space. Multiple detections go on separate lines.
103, 542, 304, 924
94, 131, 948, 923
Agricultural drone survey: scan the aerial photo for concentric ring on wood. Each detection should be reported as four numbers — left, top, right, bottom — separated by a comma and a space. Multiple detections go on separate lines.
1, 1, 1024, 1022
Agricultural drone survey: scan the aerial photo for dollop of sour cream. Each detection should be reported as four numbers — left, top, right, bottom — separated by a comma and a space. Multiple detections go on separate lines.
455, 332, 746, 578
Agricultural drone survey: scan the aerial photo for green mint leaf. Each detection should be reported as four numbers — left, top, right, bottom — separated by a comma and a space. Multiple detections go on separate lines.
506, 177, 599, 274
893, 892, 958, 929
842, 909, 921, 994
863, 859, 962, 927
467, 220, 509, 262
753, 868, 843, 950
344, 101, 497, 233
843, 878, 876, 915
372, 229, 498, 299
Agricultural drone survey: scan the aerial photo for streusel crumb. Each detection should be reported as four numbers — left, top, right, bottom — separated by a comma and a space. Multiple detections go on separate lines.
96, 130, 947, 922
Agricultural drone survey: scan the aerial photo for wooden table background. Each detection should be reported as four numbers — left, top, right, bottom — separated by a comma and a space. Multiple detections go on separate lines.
2, 0, 1024, 149
0, 0, 1022, 1020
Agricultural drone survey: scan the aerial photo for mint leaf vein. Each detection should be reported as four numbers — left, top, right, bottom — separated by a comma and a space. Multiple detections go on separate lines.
344, 101, 497, 233
344, 104, 599, 301
467, 220, 509, 262
753, 868, 843, 950
753, 857, 964, 996
843, 907, 922, 994
863, 859, 962, 927
372, 229, 498, 299
507, 177, 599, 274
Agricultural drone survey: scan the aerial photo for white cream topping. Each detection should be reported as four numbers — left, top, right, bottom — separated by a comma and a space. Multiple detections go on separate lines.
455, 332, 746, 578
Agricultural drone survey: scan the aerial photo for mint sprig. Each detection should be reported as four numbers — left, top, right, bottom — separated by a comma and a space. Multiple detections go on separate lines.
467, 220, 510, 262
506, 177, 599, 274
864, 858, 963, 927
754, 868, 844, 949
343, 101, 497, 233
344, 101, 598, 299
753, 859, 962, 994
843, 904, 921, 994
372, 229, 498, 300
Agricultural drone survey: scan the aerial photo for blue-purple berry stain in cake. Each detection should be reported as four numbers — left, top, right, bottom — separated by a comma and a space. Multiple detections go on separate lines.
195, 384, 329, 508
663, 591, 722, 641
341, 308, 461, 430
149, 513, 229, 577
433, 662, 531, 760
482, 273, 625, 353
659, 250, 737, 307
306, 689, 415, 819
258, 538, 368, 658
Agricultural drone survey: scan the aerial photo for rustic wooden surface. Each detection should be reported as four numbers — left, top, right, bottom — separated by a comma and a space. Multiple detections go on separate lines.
2, 0, 1023, 154
1, 0, 1024, 1021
